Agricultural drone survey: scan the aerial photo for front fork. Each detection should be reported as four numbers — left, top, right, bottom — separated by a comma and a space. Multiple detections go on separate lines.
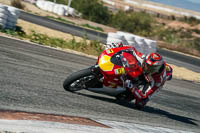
89, 65, 103, 80
86, 65, 103, 88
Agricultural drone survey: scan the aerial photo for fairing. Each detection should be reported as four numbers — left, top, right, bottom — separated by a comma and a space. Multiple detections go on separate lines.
97, 46, 143, 88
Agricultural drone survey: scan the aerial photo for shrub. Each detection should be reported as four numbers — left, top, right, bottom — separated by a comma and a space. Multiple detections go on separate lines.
0, 26, 26, 37
190, 38, 200, 51
27, 31, 103, 56
171, 15, 176, 20
157, 28, 180, 43
89, 40, 104, 55
110, 11, 154, 36
48, 0, 153, 36
11, 0, 25, 9
47, 0, 112, 24
179, 16, 200, 25
71, 0, 112, 24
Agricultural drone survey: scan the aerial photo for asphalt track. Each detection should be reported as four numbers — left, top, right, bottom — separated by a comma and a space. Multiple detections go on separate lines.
0, 36, 199, 132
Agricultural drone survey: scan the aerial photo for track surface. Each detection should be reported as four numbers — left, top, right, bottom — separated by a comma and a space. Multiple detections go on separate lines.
0, 36, 199, 132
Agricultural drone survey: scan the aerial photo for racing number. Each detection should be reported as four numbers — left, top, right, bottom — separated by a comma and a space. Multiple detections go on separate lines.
115, 68, 125, 75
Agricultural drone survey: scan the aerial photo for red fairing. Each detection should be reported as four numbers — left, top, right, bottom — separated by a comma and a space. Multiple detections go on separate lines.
97, 46, 143, 63
97, 46, 144, 88
122, 52, 143, 78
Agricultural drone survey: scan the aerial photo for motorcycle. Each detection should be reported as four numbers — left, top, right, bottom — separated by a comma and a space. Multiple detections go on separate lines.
63, 46, 150, 109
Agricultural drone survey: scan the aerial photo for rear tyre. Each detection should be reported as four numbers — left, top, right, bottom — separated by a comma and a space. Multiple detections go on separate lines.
63, 68, 94, 92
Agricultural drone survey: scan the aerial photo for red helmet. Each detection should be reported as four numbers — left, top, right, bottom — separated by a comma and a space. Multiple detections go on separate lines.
144, 53, 164, 74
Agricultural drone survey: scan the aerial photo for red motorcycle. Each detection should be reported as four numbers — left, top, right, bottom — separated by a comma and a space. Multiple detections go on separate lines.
63, 46, 152, 109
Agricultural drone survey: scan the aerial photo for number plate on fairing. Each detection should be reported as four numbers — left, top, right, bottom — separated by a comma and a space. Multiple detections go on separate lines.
114, 68, 125, 75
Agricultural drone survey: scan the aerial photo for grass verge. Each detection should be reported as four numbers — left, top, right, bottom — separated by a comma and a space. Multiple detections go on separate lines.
0, 26, 104, 56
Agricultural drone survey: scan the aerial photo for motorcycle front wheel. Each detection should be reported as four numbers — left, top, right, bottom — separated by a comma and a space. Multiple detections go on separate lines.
63, 68, 96, 92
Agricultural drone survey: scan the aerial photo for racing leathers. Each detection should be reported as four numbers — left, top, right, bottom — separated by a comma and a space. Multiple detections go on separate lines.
101, 46, 173, 108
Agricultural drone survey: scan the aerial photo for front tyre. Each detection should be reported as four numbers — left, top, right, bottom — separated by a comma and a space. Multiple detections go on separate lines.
63, 68, 94, 92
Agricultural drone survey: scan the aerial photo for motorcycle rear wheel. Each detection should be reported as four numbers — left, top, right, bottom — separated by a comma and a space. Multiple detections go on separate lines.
63, 68, 94, 92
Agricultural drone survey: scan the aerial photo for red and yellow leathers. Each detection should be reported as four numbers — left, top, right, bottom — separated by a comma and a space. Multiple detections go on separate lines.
97, 46, 173, 106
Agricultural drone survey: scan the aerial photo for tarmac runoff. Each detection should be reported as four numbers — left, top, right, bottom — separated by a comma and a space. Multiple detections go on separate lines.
0, 111, 196, 133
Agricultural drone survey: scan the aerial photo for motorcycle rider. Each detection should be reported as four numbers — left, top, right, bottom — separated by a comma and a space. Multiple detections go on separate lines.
102, 42, 173, 109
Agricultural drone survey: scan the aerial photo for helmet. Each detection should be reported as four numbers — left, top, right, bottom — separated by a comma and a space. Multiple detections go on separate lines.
144, 53, 164, 74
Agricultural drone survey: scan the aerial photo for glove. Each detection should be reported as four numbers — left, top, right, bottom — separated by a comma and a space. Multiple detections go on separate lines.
125, 80, 138, 97
125, 80, 134, 89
